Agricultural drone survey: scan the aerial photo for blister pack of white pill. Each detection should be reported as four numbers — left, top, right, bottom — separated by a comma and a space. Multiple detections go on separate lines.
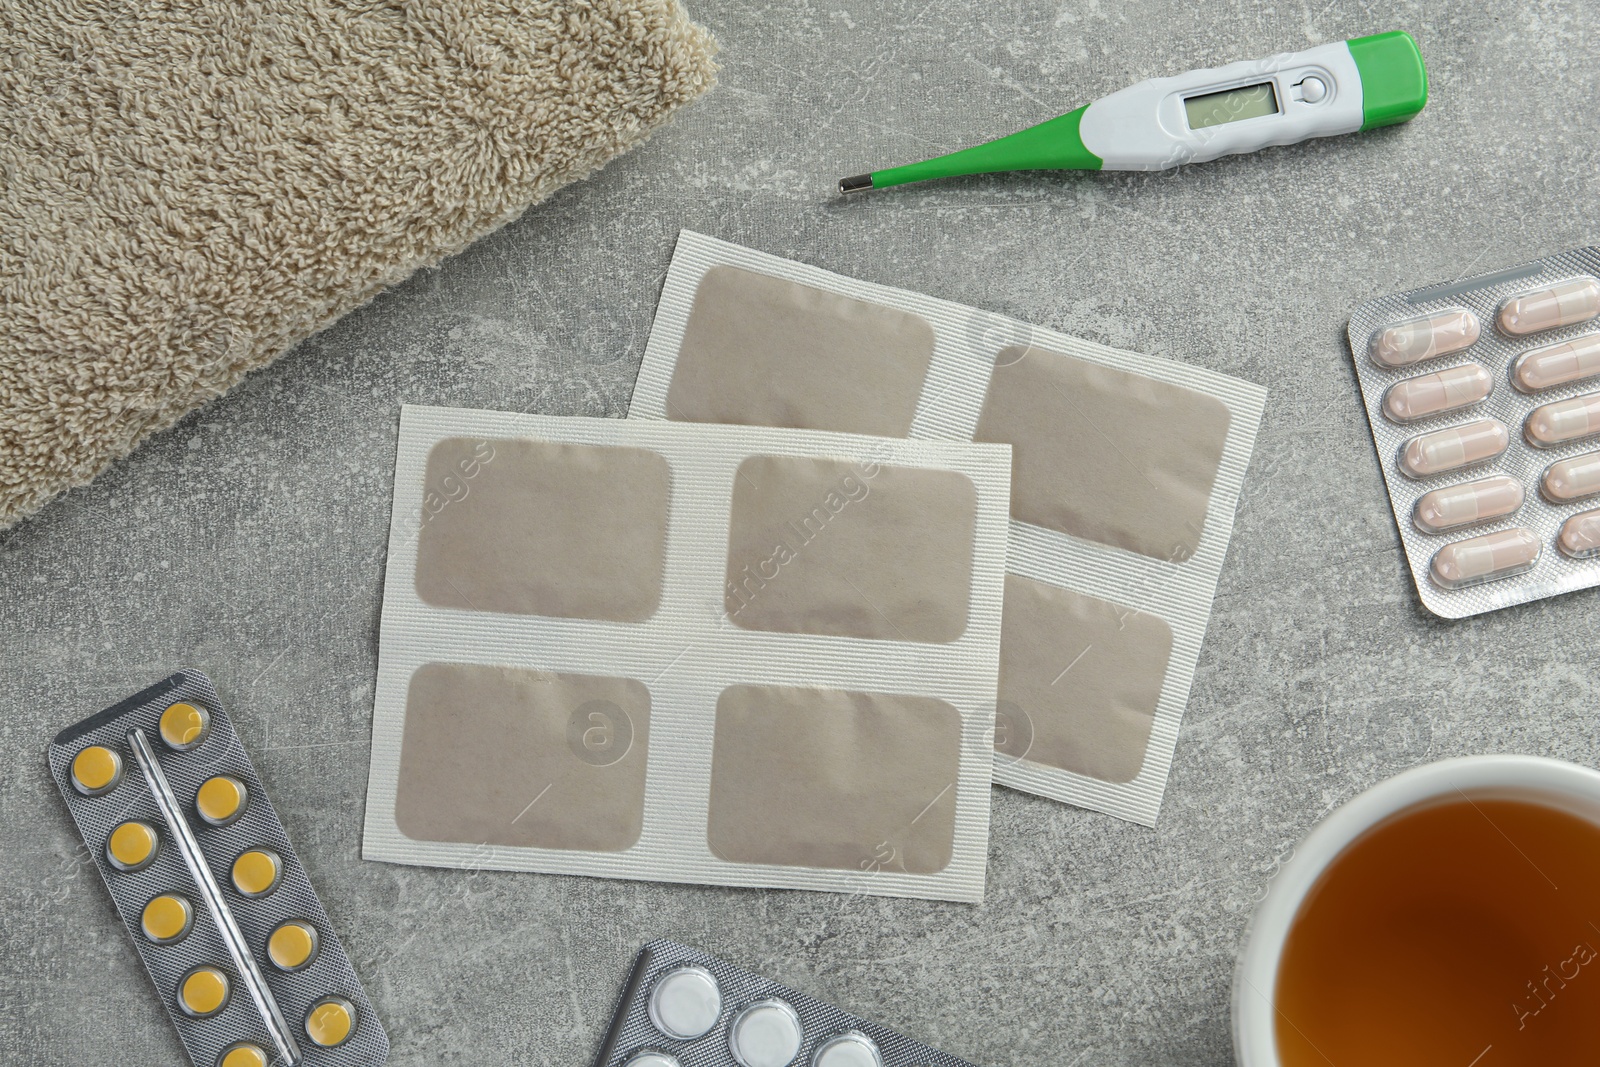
1347, 246, 1600, 618
363, 405, 1011, 902
593, 939, 985, 1067
629, 231, 1267, 825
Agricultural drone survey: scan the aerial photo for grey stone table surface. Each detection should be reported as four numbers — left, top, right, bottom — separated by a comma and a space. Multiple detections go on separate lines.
4, 2, 1598, 1064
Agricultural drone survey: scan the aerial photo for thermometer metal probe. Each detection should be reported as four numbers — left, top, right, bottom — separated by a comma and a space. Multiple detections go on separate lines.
839, 31, 1426, 194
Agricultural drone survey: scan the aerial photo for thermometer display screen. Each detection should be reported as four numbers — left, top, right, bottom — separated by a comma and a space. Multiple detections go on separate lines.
1184, 82, 1279, 129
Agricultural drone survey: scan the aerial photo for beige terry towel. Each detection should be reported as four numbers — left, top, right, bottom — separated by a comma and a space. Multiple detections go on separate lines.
0, 0, 717, 528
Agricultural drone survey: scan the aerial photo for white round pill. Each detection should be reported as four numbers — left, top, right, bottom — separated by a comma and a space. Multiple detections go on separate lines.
648, 966, 723, 1040
812, 1031, 883, 1067
623, 1053, 681, 1067
729, 998, 804, 1067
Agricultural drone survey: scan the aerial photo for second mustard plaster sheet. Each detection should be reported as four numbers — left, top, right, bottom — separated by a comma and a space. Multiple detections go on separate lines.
630, 231, 1267, 825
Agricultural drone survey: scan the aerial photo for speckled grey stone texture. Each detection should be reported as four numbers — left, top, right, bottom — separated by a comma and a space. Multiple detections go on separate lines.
4, 3, 1599, 1064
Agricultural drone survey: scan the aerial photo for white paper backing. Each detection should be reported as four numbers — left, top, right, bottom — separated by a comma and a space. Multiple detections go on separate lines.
629, 231, 1268, 826
363, 405, 1012, 903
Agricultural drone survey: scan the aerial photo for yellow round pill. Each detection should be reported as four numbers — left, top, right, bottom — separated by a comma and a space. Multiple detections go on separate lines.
305, 996, 356, 1048
107, 820, 159, 872
178, 965, 230, 1018
267, 919, 320, 972
70, 745, 122, 796
159, 702, 211, 751
141, 894, 194, 944
218, 1043, 268, 1067
231, 849, 282, 898
196, 775, 249, 827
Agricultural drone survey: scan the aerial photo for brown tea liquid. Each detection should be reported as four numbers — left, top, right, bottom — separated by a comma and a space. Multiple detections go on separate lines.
1275, 796, 1600, 1067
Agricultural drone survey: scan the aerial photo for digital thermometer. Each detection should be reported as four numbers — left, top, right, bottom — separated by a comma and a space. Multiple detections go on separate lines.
839, 31, 1427, 193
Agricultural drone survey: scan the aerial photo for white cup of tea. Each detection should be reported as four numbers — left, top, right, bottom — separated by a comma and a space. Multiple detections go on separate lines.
1232, 754, 1600, 1066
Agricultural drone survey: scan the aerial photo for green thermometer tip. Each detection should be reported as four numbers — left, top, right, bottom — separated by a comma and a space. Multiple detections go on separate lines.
838, 104, 1101, 195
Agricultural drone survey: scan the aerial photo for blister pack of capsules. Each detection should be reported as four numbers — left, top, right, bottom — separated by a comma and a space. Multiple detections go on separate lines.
593, 939, 984, 1067
364, 405, 1011, 902
1347, 246, 1600, 617
629, 230, 1267, 825
49, 670, 387, 1067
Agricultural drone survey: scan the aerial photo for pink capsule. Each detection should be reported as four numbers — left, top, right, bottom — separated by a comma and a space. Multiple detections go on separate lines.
1430, 528, 1541, 589
1399, 419, 1510, 479
1511, 333, 1600, 392
1382, 363, 1492, 423
1412, 475, 1524, 534
1524, 392, 1600, 448
1497, 276, 1600, 336
1369, 309, 1480, 368
1541, 452, 1600, 503
1558, 510, 1600, 560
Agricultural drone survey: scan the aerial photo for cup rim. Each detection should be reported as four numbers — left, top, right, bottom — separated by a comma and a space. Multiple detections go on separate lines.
1232, 754, 1600, 1066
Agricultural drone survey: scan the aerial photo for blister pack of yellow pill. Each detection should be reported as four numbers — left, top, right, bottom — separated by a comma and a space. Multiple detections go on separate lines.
1347, 245, 1600, 617
49, 670, 387, 1067
594, 939, 982, 1067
